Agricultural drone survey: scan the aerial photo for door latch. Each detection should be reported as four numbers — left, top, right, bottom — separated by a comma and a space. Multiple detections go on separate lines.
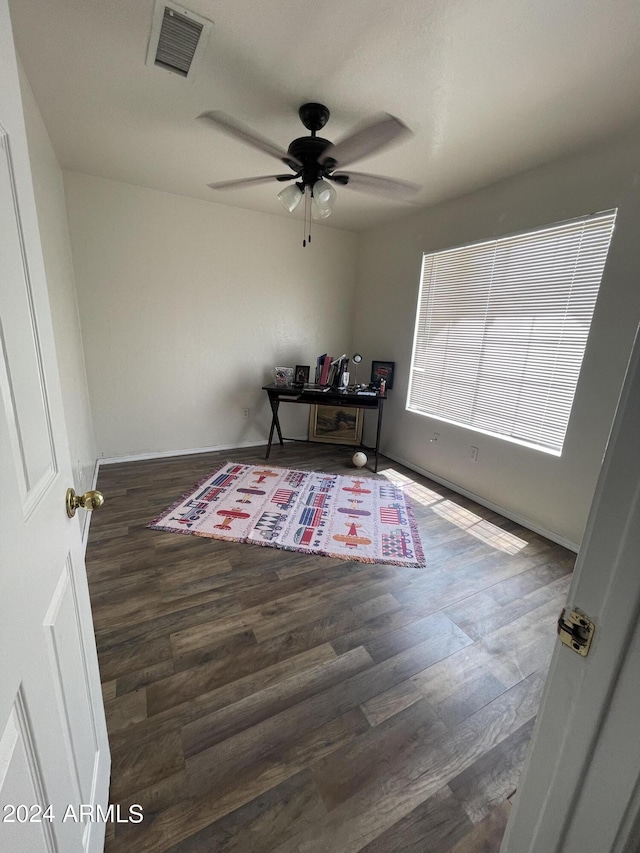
557, 608, 595, 656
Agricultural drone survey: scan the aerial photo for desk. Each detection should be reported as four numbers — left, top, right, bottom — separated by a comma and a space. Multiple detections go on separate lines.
261, 384, 386, 472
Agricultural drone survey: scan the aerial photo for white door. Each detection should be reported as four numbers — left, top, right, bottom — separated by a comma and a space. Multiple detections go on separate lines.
501, 322, 640, 852
0, 3, 110, 852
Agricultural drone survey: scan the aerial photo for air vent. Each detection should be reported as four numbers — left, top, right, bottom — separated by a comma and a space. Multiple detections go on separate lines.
146, 1, 212, 80
156, 8, 202, 75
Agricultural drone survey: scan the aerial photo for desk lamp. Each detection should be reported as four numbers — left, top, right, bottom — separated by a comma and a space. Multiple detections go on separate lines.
352, 353, 363, 387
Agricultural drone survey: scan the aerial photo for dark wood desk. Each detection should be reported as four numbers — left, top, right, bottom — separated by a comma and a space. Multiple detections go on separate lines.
261, 384, 387, 472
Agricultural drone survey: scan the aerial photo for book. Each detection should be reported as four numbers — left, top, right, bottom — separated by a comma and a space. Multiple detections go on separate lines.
320, 355, 332, 386
328, 354, 348, 388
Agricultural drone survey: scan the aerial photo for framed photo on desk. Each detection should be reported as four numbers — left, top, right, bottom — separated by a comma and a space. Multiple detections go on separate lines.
294, 365, 310, 386
308, 405, 363, 445
371, 360, 395, 389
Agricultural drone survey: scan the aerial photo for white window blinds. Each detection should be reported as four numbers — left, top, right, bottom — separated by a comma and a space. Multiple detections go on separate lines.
407, 210, 617, 455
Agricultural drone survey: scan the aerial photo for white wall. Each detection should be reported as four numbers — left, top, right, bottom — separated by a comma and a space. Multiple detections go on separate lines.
64, 172, 358, 459
353, 126, 640, 547
18, 64, 97, 496
34, 98, 639, 547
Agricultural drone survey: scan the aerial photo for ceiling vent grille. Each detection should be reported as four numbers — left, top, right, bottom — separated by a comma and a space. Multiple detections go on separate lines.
147, 1, 212, 80
156, 8, 202, 75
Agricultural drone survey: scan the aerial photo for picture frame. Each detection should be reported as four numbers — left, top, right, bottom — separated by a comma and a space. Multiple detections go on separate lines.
294, 364, 310, 386
371, 360, 395, 389
308, 405, 364, 446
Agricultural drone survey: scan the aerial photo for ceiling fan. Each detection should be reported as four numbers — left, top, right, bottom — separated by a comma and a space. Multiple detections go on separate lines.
197, 103, 420, 245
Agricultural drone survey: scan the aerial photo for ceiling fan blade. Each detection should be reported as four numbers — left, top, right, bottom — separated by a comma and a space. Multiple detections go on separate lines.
319, 113, 412, 168
331, 171, 421, 198
207, 174, 295, 190
197, 111, 302, 169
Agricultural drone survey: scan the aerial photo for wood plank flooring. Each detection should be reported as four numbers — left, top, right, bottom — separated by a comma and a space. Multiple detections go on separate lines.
86, 444, 575, 852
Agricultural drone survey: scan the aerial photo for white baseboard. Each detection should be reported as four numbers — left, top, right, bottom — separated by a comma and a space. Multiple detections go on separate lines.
81, 457, 102, 554
90, 440, 577, 552
98, 438, 273, 466
90, 457, 100, 489
383, 449, 580, 553
97, 436, 316, 466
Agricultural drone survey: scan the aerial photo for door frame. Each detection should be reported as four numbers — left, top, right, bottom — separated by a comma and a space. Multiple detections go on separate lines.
502, 322, 640, 852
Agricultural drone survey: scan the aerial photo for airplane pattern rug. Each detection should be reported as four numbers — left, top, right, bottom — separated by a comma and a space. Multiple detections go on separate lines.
148, 461, 425, 568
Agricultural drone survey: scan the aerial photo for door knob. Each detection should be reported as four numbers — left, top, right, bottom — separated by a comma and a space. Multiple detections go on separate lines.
66, 488, 104, 518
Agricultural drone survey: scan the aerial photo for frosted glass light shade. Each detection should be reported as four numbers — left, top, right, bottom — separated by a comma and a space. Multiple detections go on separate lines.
277, 184, 303, 213
313, 179, 337, 210
312, 199, 332, 220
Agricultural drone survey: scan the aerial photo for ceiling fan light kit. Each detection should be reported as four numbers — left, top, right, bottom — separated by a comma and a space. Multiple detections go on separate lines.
199, 102, 420, 246
277, 183, 303, 213
311, 200, 332, 220
313, 178, 336, 210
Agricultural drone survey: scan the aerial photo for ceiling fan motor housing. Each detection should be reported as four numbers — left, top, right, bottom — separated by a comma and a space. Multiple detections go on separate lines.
287, 135, 334, 186
285, 103, 342, 190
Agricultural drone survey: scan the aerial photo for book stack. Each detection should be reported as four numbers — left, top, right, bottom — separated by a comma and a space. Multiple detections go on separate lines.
315, 354, 350, 387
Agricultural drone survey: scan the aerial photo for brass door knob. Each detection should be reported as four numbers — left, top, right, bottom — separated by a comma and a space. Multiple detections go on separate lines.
66, 488, 105, 518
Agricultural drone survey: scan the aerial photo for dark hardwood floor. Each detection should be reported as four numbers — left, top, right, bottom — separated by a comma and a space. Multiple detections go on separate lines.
86, 443, 574, 853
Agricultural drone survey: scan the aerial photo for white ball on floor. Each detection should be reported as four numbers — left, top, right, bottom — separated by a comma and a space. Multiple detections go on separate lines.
352, 451, 367, 468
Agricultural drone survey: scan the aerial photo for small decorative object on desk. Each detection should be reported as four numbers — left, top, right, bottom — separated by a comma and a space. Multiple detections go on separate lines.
294, 365, 310, 386
274, 367, 295, 386
351, 353, 363, 386
371, 360, 395, 390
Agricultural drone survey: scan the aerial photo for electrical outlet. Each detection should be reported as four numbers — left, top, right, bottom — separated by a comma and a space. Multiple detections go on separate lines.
241, 408, 249, 420
470, 445, 479, 462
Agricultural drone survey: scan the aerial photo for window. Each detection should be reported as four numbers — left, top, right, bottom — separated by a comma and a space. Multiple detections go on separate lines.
407, 210, 617, 455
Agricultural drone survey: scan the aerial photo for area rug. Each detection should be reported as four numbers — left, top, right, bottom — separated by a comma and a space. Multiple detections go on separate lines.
148, 461, 425, 568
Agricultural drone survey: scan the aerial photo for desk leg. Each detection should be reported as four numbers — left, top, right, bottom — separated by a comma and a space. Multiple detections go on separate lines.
266, 395, 283, 459
374, 398, 384, 473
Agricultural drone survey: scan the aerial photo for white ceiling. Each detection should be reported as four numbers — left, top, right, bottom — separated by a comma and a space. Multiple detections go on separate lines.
9, 0, 640, 232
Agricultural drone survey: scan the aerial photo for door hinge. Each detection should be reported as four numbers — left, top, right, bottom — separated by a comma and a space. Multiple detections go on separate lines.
557, 608, 595, 656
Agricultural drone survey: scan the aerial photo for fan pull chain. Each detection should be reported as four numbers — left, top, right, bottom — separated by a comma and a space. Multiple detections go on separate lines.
302, 186, 308, 247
